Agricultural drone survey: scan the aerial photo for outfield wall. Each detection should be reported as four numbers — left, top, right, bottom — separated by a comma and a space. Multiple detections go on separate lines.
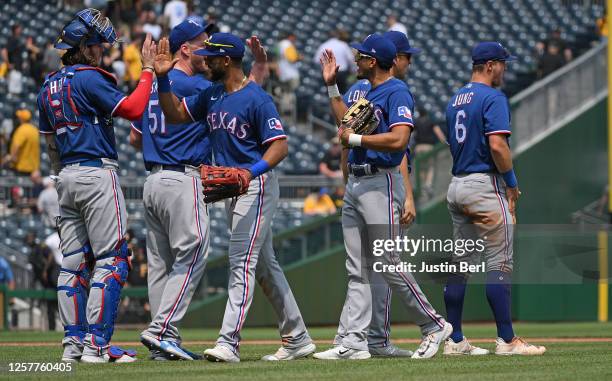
183, 98, 609, 327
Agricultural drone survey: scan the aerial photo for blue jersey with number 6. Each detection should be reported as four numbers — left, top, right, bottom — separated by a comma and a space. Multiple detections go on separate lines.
446, 82, 511, 176
132, 68, 212, 169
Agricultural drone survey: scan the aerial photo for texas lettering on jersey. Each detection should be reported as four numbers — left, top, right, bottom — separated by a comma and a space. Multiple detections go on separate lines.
206, 111, 250, 139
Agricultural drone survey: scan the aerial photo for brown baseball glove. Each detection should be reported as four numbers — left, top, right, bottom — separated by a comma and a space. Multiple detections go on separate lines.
200, 165, 251, 203
340, 97, 378, 135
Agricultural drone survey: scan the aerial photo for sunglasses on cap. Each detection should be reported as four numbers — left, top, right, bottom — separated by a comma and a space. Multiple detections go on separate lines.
355, 52, 374, 61
204, 39, 235, 49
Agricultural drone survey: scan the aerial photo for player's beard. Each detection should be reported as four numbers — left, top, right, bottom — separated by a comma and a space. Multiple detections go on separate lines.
209, 66, 226, 82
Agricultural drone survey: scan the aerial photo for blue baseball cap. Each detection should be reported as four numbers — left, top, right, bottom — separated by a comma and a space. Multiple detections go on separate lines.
194, 32, 245, 58
350, 33, 397, 67
471, 42, 517, 65
169, 18, 214, 54
382, 31, 421, 55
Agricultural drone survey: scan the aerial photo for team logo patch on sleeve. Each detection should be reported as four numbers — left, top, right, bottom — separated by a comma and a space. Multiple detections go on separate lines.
398, 106, 412, 119
267, 118, 283, 130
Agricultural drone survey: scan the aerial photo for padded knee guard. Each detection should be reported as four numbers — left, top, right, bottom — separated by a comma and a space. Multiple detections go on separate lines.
89, 241, 131, 346
57, 244, 94, 341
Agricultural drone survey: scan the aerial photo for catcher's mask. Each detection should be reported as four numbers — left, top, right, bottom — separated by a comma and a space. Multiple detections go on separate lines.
55, 8, 119, 50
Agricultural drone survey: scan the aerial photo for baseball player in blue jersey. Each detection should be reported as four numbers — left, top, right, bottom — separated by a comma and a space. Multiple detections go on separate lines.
129, 18, 214, 362
319, 31, 421, 358
314, 34, 452, 360
153, 33, 314, 363
129, 20, 270, 361
37, 9, 157, 363
443, 42, 545, 356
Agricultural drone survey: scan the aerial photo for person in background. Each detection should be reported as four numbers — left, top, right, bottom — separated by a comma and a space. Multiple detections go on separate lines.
124, 32, 145, 90
537, 42, 565, 79
314, 29, 355, 93
386, 14, 407, 35
164, 0, 187, 28
319, 137, 343, 179
43, 40, 63, 75
414, 107, 446, 200
277, 32, 301, 123
304, 188, 337, 216
4, 109, 39, 176
0, 256, 15, 292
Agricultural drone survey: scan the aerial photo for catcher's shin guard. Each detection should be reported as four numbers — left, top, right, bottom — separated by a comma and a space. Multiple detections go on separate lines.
58, 244, 94, 343
88, 240, 131, 347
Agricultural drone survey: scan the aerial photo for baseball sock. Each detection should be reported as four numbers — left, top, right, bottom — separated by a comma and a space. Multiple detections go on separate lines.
486, 270, 515, 343
444, 273, 468, 343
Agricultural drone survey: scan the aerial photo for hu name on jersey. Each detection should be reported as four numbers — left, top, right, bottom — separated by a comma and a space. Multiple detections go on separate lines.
207, 111, 249, 139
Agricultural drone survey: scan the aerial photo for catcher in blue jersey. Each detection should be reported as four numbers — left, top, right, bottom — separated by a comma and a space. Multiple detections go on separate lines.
37, 8, 156, 363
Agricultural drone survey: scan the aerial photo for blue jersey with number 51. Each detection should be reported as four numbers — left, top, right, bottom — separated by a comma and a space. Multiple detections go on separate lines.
446, 82, 511, 176
132, 68, 212, 169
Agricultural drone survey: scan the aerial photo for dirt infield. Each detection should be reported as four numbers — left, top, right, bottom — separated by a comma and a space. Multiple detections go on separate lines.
2, 337, 611, 347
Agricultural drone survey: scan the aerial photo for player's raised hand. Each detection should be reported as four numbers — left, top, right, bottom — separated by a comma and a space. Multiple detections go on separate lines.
246, 36, 267, 63
154, 37, 179, 76
320, 49, 339, 86
141, 33, 157, 68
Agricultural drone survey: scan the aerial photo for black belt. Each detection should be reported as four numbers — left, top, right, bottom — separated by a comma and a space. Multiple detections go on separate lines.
348, 164, 379, 177
160, 164, 187, 173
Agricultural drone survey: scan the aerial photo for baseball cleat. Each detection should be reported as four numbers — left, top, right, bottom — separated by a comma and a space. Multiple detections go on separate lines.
411, 321, 453, 359
81, 346, 137, 363
261, 343, 316, 361
443, 337, 489, 355
140, 334, 162, 351
204, 345, 240, 363
313, 345, 371, 360
495, 337, 546, 356
149, 350, 179, 361
159, 340, 196, 361
369, 345, 413, 357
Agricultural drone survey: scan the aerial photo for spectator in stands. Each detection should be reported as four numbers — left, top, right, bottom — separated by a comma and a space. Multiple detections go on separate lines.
544, 28, 573, 62
2, 24, 26, 72
142, 9, 163, 40
164, 0, 188, 28
42, 232, 61, 331
2, 24, 26, 94
304, 188, 337, 216
4, 109, 39, 176
537, 42, 565, 79
205, 8, 229, 33
319, 137, 343, 179
386, 14, 407, 35
42, 40, 62, 75
597, 10, 607, 39
37, 177, 60, 228
0, 256, 15, 292
413, 108, 446, 200
277, 32, 302, 123
123, 32, 145, 90
26, 36, 44, 85
314, 29, 355, 93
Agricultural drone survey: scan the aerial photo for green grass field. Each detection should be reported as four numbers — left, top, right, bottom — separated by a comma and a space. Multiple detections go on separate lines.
1, 322, 611, 381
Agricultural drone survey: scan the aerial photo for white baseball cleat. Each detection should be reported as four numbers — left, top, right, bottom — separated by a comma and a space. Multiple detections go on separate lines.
411, 322, 453, 359
495, 337, 546, 356
204, 345, 240, 363
443, 337, 490, 355
61, 357, 80, 363
369, 345, 413, 357
313, 345, 371, 360
261, 343, 316, 361
81, 346, 137, 363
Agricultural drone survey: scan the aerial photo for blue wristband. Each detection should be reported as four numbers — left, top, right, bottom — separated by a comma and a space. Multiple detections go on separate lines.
157, 75, 171, 93
249, 160, 270, 178
502, 169, 518, 188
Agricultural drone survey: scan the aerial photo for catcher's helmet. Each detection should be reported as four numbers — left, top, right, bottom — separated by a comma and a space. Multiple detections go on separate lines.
55, 8, 119, 50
